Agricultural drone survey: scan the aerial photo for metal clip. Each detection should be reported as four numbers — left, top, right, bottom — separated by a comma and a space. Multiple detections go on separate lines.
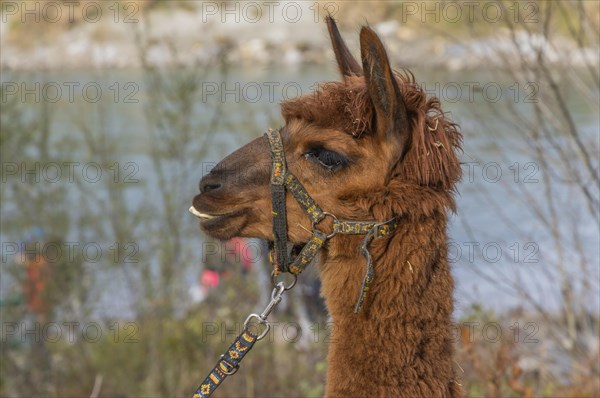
260, 283, 285, 319
243, 282, 287, 340
243, 313, 270, 340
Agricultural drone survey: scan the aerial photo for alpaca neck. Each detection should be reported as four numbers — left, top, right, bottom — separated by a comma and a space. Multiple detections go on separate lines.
319, 218, 460, 397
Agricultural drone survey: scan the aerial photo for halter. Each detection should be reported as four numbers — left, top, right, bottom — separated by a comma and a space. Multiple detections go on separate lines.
265, 128, 398, 313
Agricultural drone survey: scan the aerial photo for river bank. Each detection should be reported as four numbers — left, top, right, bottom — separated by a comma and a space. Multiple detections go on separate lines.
1, 2, 597, 71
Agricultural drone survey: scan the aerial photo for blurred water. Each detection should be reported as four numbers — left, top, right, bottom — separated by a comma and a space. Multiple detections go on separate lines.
1, 65, 598, 319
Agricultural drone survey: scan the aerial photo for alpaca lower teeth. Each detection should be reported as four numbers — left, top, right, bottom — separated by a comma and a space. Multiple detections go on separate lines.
189, 206, 214, 219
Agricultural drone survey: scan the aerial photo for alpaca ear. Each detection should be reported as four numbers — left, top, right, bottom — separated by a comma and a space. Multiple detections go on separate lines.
326, 15, 362, 77
359, 26, 408, 139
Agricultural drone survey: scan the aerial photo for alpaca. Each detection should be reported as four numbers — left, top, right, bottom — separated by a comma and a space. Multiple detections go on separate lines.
192, 17, 463, 397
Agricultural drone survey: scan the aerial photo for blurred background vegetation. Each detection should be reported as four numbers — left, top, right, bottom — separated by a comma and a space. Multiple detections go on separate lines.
1, 1, 598, 397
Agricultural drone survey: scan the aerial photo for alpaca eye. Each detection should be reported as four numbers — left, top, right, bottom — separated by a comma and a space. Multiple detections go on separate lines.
303, 148, 347, 171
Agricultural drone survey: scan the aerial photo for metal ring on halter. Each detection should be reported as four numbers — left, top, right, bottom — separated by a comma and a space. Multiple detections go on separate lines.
312, 211, 339, 239
244, 313, 271, 340
220, 355, 239, 375
270, 271, 297, 290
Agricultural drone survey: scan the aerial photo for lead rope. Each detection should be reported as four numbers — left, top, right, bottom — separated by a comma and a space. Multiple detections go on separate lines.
191, 276, 296, 398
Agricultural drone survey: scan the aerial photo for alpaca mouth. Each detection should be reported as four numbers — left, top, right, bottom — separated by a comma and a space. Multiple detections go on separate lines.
189, 204, 248, 240
188, 206, 215, 220
189, 206, 239, 222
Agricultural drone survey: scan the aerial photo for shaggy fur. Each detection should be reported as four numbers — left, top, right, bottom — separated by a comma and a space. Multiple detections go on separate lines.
281, 72, 462, 193
193, 17, 463, 397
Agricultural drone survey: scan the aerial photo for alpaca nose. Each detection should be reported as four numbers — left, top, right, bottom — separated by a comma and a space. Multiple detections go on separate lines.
199, 174, 223, 193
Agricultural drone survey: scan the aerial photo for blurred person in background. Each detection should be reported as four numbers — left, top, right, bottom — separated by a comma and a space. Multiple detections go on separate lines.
17, 227, 52, 323
189, 237, 257, 303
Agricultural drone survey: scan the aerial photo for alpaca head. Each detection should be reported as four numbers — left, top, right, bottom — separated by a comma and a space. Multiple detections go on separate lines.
192, 17, 462, 243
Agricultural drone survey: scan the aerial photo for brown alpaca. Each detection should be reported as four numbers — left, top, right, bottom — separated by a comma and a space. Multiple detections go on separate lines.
192, 17, 463, 397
